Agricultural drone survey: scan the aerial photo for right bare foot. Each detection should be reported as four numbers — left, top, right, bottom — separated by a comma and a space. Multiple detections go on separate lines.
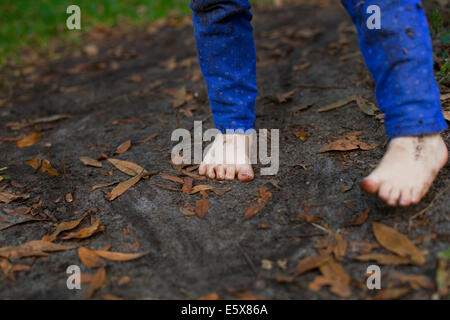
199, 133, 254, 182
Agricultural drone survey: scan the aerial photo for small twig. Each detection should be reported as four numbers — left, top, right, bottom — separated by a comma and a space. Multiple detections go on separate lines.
409, 184, 449, 231
236, 242, 258, 277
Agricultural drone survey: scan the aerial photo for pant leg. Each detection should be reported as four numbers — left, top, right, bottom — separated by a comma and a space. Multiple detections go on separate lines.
190, 0, 257, 133
342, 0, 447, 139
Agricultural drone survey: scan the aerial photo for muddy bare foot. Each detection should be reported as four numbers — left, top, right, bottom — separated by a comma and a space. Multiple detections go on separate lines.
361, 134, 448, 207
199, 133, 254, 182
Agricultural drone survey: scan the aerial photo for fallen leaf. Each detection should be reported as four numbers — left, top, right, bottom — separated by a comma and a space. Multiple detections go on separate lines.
62, 218, 103, 240
42, 215, 87, 241
118, 276, 131, 286
372, 287, 411, 300
319, 131, 378, 153
161, 173, 184, 184
195, 199, 210, 219
107, 158, 146, 176
65, 193, 73, 203
125, 75, 143, 83
295, 253, 331, 276
258, 186, 272, 204
80, 157, 102, 168
78, 247, 104, 268
17, 132, 41, 148
0, 258, 30, 279
87, 267, 106, 298
244, 205, 264, 220
309, 259, 351, 298
444, 111, 450, 122
389, 273, 433, 290
91, 181, 120, 191
93, 250, 149, 261
182, 177, 193, 194
198, 293, 219, 300
0, 240, 74, 260
356, 96, 378, 116
372, 222, 426, 265
6, 115, 71, 131
107, 170, 143, 201
25, 157, 59, 176
276, 90, 295, 103
318, 95, 356, 112
351, 209, 370, 226
356, 253, 413, 265
114, 140, 131, 155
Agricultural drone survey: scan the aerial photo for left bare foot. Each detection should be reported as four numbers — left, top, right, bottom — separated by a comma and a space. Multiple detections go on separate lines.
360, 134, 448, 207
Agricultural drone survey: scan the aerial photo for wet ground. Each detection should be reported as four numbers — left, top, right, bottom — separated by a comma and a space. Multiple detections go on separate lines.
0, 2, 449, 299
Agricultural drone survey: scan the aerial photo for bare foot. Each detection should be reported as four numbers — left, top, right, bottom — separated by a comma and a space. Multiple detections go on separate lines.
199, 133, 254, 182
361, 134, 448, 207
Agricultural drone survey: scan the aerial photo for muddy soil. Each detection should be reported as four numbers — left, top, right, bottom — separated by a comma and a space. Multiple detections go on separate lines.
0, 2, 449, 299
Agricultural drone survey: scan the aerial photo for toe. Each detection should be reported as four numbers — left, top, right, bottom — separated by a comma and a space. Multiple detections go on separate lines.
237, 165, 254, 182
360, 175, 380, 194
216, 165, 225, 180
411, 188, 422, 205
399, 188, 413, 207
387, 187, 401, 207
378, 183, 392, 203
225, 166, 236, 180
199, 163, 207, 175
206, 165, 216, 179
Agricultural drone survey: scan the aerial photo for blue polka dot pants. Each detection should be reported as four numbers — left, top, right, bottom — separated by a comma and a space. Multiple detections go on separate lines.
191, 0, 448, 138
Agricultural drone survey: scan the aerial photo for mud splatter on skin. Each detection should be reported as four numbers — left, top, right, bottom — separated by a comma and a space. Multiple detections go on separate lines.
415, 135, 425, 160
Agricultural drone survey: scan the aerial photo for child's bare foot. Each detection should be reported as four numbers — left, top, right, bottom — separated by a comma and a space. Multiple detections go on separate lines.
199, 133, 254, 182
361, 134, 448, 207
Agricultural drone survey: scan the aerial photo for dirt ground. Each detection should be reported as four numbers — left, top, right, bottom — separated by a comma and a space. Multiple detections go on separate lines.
0, 2, 449, 299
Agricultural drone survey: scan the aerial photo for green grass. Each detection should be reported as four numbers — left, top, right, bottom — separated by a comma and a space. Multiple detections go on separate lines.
0, 0, 191, 64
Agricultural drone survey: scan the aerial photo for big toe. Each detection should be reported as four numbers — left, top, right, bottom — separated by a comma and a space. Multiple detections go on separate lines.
360, 175, 381, 194
237, 165, 254, 182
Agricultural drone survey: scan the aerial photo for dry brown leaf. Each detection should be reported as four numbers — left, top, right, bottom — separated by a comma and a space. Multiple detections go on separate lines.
108, 170, 144, 201
349, 241, 379, 254
356, 253, 412, 265
80, 157, 102, 168
276, 90, 296, 104
25, 158, 59, 176
91, 181, 120, 192
42, 215, 87, 242
295, 253, 331, 276
258, 186, 272, 204
65, 193, 73, 203
125, 75, 143, 83
371, 287, 411, 300
161, 173, 184, 184
182, 177, 193, 194
444, 111, 450, 122
232, 290, 264, 300
351, 209, 370, 226
244, 205, 264, 220
329, 231, 347, 261
0, 240, 74, 260
6, 115, 71, 131
319, 131, 378, 153
118, 276, 131, 286
114, 140, 131, 155
195, 199, 210, 219
318, 95, 356, 112
0, 192, 22, 204
372, 222, 426, 265
17, 132, 41, 148
309, 259, 351, 298
93, 250, 149, 261
390, 273, 433, 290
78, 247, 104, 268
87, 267, 106, 298
61, 218, 103, 240
0, 258, 31, 279
198, 293, 219, 300
107, 158, 146, 176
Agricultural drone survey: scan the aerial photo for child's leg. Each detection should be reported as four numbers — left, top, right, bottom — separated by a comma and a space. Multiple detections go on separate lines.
342, 0, 448, 206
191, 0, 257, 181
